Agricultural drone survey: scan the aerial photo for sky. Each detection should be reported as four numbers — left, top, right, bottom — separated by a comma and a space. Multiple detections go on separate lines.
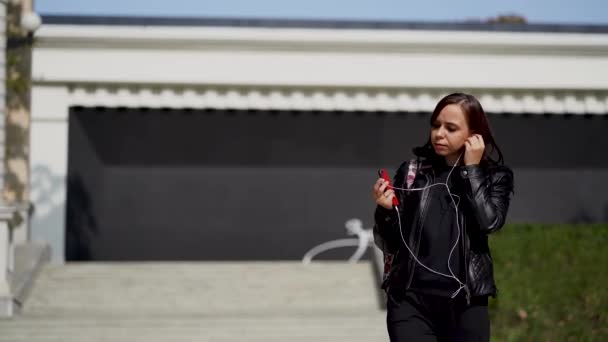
35, 0, 608, 25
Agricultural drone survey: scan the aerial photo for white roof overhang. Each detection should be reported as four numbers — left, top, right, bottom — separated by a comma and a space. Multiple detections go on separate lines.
33, 24, 608, 115
60, 85, 607, 115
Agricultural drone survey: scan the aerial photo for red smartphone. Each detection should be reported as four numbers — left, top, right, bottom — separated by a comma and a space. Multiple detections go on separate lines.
378, 169, 399, 206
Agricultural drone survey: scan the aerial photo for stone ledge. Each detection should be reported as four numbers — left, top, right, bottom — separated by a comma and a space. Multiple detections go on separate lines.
0, 242, 51, 319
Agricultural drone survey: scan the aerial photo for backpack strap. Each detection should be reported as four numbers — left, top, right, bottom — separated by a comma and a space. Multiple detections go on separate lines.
406, 158, 418, 189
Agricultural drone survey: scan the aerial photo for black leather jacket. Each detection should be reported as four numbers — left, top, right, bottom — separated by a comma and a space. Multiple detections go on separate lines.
373, 158, 514, 304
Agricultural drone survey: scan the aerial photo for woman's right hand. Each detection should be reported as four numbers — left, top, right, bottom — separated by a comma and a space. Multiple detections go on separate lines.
372, 177, 395, 210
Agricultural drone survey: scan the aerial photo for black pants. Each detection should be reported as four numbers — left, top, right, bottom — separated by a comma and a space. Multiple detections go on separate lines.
386, 289, 490, 342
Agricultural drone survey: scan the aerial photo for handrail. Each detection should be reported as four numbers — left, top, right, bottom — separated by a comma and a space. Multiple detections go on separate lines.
302, 218, 373, 264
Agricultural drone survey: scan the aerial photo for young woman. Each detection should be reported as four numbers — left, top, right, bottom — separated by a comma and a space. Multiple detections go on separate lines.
372, 93, 514, 342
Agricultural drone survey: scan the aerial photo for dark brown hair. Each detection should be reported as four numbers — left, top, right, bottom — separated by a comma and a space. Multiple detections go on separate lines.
414, 93, 504, 166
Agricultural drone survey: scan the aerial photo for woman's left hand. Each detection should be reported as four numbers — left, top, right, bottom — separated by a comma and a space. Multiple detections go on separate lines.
464, 134, 485, 165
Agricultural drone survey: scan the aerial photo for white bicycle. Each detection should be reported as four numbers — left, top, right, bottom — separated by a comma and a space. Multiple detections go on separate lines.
301, 218, 374, 264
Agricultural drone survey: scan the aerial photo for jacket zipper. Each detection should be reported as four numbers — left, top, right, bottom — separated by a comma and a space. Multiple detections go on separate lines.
461, 212, 471, 305
405, 170, 433, 289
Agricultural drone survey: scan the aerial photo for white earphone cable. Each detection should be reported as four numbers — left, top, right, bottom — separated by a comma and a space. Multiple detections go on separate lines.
388, 153, 467, 299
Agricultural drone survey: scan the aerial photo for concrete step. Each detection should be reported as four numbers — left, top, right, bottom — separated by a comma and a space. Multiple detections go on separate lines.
0, 261, 388, 341
0, 315, 387, 342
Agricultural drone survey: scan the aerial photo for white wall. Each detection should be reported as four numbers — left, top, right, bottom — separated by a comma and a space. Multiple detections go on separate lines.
30, 86, 69, 262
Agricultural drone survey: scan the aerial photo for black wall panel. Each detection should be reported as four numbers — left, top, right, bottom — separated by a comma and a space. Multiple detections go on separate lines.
66, 108, 608, 261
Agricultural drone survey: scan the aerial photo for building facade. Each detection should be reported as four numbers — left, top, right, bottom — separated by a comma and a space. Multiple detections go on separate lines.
31, 16, 608, 262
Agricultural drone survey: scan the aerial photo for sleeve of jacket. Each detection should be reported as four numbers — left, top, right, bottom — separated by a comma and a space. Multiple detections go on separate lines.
458, 164, 514, 234
373, 161, 408, 253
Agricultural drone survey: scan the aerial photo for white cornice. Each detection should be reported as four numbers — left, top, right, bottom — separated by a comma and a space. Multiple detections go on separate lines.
36, 24, 608, 56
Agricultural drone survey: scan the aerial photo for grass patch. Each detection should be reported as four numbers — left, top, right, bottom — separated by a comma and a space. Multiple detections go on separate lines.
489, 224, 608, 341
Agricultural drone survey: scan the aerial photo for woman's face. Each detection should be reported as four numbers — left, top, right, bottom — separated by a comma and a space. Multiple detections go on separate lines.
431, 104, 472, 160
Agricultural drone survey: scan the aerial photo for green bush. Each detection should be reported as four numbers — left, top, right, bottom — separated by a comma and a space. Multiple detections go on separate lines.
489, 224, 608, 341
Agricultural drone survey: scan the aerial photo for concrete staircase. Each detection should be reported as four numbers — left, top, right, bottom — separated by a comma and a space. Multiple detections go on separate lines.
0, 262, 388, 341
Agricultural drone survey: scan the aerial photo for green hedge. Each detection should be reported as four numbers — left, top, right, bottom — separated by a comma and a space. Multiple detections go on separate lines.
489, 224, 608, 341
